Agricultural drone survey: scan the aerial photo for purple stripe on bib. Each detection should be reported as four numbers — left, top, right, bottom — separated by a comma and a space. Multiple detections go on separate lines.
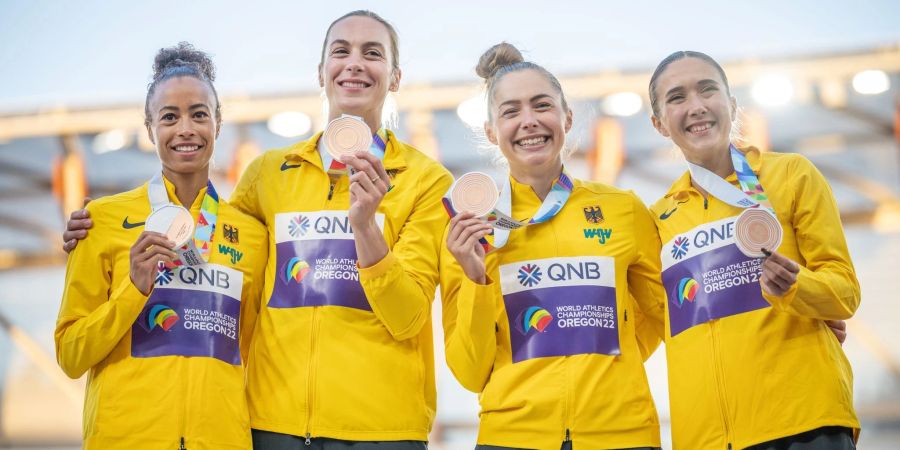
268, 239, 371, 311
132, 289, 241, 365
504, 285, 619, 363
663, 243, 769, 337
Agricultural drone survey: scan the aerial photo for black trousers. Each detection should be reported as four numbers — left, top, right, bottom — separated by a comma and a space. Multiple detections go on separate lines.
251, 429, 427, 450
745, 426, 855, 450
475, 443, 659, 450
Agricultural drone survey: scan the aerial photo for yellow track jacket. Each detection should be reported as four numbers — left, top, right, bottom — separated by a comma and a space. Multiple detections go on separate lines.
56, 177, 268, 450
650, 147, 860, 449
230, 130, 452, 441
440, 175, 666, 449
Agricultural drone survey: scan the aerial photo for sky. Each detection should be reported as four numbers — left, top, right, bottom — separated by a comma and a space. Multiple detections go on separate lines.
1, 0, 898, 112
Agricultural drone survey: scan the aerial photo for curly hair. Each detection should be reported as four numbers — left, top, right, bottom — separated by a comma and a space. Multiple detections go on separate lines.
144, 42, 220, 126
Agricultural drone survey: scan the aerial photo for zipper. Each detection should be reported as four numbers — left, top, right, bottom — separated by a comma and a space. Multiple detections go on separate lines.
305, 432, 312, 446
564, 428, 571, 441
709, 320, 734, 448
327, 178, 336, 200
179, 437, 186, 450
704, 196, 709, 210
304, 307, 321, 446
179, 357, 188, 450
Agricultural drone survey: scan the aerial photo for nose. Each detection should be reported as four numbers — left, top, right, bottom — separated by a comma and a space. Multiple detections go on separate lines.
176, 119, 196, 137
519, 108, 539, 129
686, 94, 708, 117
344, 51, 364, 74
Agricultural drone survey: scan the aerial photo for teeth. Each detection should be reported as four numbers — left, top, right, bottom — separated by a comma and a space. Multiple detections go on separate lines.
342, 81, 367, 88
517, 137, 547, 146
689, 123, 712, 133
174, 145, 199, 152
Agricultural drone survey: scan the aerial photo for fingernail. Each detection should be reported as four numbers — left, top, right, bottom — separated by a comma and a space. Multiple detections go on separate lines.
761, 248, 771, 257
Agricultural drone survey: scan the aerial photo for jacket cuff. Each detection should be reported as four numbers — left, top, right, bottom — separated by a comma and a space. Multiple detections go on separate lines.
761, 266, 803, 310
358, 251, 397, 281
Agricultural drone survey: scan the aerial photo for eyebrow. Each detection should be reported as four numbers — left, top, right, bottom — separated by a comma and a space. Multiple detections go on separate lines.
330, 39, 386, 50
157, 103, 210, 113
498, 94, 554, 109
665, 79, 720, 97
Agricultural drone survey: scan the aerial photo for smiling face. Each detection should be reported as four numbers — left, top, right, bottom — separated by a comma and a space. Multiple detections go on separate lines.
485, 69, 573, 176
318, 15, 400, 125
146, 76, 218, 178
651, 57, 736, 162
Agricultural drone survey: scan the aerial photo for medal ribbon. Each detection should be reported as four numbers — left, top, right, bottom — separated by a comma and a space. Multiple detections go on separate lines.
148, 173, 219, 268
686, 145, 774, 212
318, 128, 389, 176
442, 169, 574, 252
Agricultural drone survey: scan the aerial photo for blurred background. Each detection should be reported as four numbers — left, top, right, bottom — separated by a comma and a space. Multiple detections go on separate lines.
1, 1, 899, 448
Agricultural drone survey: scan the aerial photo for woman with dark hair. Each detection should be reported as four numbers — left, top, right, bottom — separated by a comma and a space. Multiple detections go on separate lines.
63, 11, 451, 450
648, 50, 860, 450
55, 42, 267, 449
440, 42, 665, 450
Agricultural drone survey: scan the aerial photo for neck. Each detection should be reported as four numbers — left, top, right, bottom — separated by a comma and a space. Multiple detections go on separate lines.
511, 159, 563, 201
685, 143, 733, 195
686, 144, 733, 178
162, 167, 209, 207
330, 109, 383, 135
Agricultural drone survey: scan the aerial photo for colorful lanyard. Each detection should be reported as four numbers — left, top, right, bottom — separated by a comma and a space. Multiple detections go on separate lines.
317, 128, 389, 176
686, 145, 774, 212
148, 173, 219, 268
443, 170, 574, 252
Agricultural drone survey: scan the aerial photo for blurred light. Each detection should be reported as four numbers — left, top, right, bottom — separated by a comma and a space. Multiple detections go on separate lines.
751, 75, 794, 107
852, 70, 890, 95
92, 129, 130, 154
456, 95, 488, 128
601, 92, 643, 117
267, 111, 312, 138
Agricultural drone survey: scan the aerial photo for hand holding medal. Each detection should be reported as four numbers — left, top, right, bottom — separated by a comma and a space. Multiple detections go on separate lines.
324, 116, 391, 231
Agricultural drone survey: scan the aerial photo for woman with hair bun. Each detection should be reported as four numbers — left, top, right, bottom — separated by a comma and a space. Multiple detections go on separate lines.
440, 42, 665, 450
647, 51, 860, 450
55, 42, 268, 450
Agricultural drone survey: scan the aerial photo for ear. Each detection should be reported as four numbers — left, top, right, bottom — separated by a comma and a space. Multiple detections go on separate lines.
318, 64, 325, 88
145, 123, 156, 145
651, 114, 670, 138
215, 120, 222, 139
564, 109, 573, 134
484, 121, 498, 146
389, 68, 402, 92
729, 95, 737, 121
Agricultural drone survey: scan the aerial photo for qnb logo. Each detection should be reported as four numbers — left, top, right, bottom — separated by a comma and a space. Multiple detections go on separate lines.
675, 277, 699, 307
155, 266, 174, 286
521, 306, 552, 333
148, 305, 179, 331
284, 257, 311, 284
517, 263, 543, 288
288, 215, 310, 237
671, 236, 690, 260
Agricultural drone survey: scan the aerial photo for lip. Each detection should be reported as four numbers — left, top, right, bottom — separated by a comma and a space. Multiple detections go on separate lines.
685, 121, 716, 136
513, 134, 552, 150
170, 142, 204, 153
337, 78, 372, 89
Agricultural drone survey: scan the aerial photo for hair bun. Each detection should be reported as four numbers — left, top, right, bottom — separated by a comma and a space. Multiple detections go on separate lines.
476, 42, 524, 81
152, 42, 216, 82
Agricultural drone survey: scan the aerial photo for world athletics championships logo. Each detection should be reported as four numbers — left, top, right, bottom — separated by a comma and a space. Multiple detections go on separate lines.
671, 236, 690, 260
288, 215, 310, 237
155, 266, 174, 286
147, 305, 179, 331
517, 263, 542, 287
674, 277, 699, 308
284, 257, 311, 284
521, 306, 553, 333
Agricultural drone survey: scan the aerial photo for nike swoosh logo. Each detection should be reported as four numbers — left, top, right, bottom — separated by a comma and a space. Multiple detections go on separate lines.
281, 161, 302, 171
659, 208, 678, 220
122, 217, 145, 229
659, 200, 688, 220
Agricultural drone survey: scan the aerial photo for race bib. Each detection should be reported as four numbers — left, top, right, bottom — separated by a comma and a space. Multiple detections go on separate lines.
500, 256, 619, 363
